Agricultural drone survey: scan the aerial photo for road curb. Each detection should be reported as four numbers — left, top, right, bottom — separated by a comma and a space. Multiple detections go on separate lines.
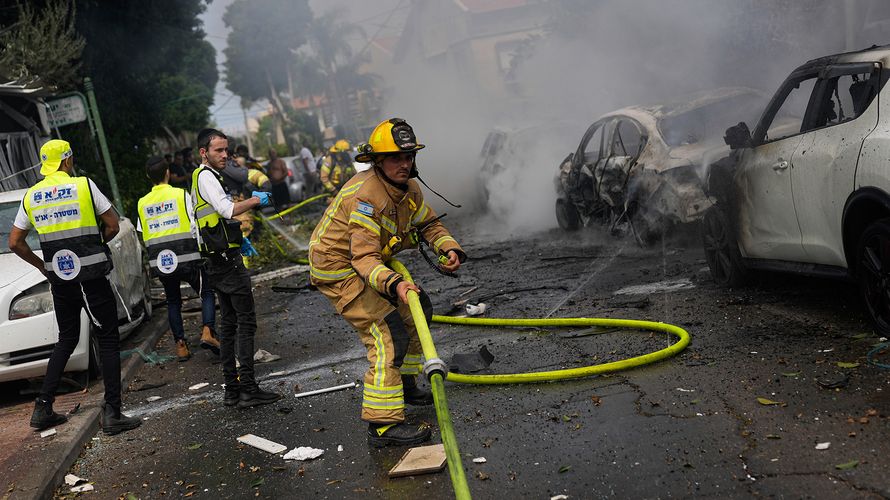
25, 311, 168, 500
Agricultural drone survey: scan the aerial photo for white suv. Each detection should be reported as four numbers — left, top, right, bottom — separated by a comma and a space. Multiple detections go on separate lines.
703, 44, 890, 335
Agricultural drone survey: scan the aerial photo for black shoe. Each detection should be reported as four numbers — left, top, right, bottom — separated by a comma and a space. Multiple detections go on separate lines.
101, 404, 141, 436
236, 385, 282, 409
224, 387, 240, 407
29, 397, 67, 431
402, 376, 434, 406
367, 422, 432, 448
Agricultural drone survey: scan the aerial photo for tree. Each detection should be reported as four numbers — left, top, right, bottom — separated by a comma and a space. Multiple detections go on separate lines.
223, 0, 313, 141
0, 0, 84, 89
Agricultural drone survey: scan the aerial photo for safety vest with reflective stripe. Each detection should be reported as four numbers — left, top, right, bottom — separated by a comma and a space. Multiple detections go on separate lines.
137, 184, 201, 277
22, 171, 111, 284
191, 165, 240, 252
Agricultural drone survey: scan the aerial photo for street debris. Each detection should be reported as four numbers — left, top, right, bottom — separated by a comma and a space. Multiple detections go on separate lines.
465, 303, 487, 316
70, 484, 94, 493
294, 381, 357, 398
253, 349, 281, 363
450, 346, 495, 373
835, 460, 859, 470
237, 434, 288, 454
66, 403, 80, 416
337, 445, 343, 452
145, 396, 162, 402
40, 429, 57, 438
675, 388, 695, 392
188, 382, 210, 391
120, 348, 176, 365
614, 279, 694, 296
388, 444, 446, 478
551, 496, 569, 500
251, 264, 309, 284
815, 442, 830, 450
558, 327, 620, 339
64, 474, 85, 486
756, 397, 784, 406
133, 382, 168, 392
817, 373, 849, 389
836, 362, 860, 369
283, 446, 324, 461
472, 457, 487, 464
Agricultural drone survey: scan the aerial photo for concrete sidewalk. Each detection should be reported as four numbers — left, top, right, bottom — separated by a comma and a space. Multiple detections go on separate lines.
1, 311, 168, 500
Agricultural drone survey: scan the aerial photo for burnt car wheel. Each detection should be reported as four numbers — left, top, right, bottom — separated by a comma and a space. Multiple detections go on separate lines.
702, 206, 747, 287
857, 219, 890, 336
556, 198, 581, 231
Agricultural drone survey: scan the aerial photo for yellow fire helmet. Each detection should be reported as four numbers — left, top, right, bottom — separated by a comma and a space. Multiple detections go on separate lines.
354, 118, 425, 163
330, 139, 351, 153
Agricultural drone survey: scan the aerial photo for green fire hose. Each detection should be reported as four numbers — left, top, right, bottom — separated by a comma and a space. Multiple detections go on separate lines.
388, 260, 691, 500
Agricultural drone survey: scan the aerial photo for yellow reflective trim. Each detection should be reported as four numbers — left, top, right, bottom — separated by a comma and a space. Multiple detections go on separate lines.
310, 182, 364, 246
411, 203, 429, 226
363, 384, 404, 396
309, 265, 356, 281
349, 211, 380, 236
362, 400, 405, 410
368, 264, 389, 292
370, 323, 385, 387
379, 215, 397, 234
433, 235, 457, 253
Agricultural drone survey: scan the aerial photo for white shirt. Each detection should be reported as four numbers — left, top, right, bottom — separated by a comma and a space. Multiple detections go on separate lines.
194, 164, 235, 219
14, 178, 113, 230
136, 189, 198, 240
300, 147, 316, 173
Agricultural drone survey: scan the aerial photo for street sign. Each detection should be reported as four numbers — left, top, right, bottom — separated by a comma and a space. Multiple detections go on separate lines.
46, 94, 88, 128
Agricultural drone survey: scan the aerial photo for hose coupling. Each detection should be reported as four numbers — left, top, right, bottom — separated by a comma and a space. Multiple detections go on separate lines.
423, 358, 448, 380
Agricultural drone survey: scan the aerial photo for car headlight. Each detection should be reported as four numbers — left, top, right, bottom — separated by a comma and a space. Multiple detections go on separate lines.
9, 282, 54, 320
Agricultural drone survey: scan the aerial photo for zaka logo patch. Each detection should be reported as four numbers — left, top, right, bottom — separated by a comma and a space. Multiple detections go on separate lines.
32, 184, 76, 207
157, 249, 178, 274
51, 249, 81, 280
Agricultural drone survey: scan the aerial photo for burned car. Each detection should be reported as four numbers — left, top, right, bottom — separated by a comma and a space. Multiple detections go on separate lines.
554, 88, 764, 242
702, 45, 890, 335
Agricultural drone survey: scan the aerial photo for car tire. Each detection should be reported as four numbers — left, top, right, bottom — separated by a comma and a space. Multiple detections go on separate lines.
856, 218, 890, 336
702, 205, 747, 287
88, 329, 102, 379
556, 198, 581, 231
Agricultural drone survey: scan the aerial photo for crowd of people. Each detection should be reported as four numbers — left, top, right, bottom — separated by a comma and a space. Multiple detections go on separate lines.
7, 119, 464, 449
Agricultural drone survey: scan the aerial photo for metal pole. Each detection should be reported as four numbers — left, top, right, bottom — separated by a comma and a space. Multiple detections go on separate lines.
242, 106, 254, 157
83, 77, 122, 212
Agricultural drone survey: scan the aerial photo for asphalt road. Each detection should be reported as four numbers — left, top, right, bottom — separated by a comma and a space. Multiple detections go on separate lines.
57, 222, 890, 499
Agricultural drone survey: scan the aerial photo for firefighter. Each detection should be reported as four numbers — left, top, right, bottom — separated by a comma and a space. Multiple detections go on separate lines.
7, 139, 141, 435
319, 139, 357, 195
309, 118, 466, 447
191, 128, 282, 409
137, 156, 219, 362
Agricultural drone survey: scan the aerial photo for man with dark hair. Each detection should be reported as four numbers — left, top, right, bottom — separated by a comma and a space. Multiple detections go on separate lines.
137, 156, 219, 362
181, 147, 199, 177
8, 140, 141, 435
265, 149, 289, 209
191, 128, 282, 408
169, 151, 190, 191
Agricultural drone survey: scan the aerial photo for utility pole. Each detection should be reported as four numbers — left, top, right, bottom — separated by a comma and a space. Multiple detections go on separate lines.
84, 77, 122, 213
242, 106, 254, 157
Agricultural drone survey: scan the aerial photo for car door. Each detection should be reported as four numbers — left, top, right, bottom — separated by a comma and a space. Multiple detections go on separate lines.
599, 117, 646, 209
568, 120, 609, 210
735, 71, 820, 261
791, 63, 882, 266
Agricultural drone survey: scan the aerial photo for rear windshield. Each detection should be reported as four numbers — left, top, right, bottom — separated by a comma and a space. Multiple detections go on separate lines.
659, 94, 764, 147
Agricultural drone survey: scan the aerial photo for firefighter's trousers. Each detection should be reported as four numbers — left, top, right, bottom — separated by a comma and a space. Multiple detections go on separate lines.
317, 275, 430, 423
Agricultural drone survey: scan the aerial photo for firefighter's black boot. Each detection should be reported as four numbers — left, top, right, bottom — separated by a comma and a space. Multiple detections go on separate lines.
367, 422, 431, 448
30, 397, 67, 431
236, 384, 282, 409
402, 375, 433, 406
101, 403, 141, 436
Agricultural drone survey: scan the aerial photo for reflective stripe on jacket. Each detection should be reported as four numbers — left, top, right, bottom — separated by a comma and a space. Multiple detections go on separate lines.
23, 171, 111, 284
191, 165, 240, 252
308, 167, 463, 298
319, 153, 356, 193
137, 184, 200, 276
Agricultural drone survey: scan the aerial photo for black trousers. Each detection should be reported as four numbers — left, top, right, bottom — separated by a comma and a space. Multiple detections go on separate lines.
42, 276, 122, 409
206, 251, 257, 389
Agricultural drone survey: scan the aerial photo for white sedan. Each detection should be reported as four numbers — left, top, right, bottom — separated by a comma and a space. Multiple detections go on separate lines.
0, 188, 152, 383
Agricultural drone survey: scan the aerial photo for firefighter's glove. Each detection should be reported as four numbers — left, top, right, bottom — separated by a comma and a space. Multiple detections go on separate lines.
241, 237, 259, 257
252, 191, 272, 207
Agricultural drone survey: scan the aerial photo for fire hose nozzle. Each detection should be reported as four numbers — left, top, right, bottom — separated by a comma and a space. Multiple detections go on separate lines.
423, 358, 448, 380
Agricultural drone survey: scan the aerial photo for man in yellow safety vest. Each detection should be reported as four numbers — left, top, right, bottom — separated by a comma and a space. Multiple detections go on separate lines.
137, 155, 219, 362
7, 139, 141, 435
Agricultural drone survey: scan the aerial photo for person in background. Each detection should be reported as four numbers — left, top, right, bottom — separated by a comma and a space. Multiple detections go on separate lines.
136, 156, 219, 362
191, 128, 282, 409
164, 153, 173, 165
220, 146, 248, 195
169, 150, 190, 191
265, 149, 289, 209
7, 139, 141, 435
245, 162, 272, 194
319, 139, 356, 195
182, 147, 200, 177
299, 142, 318, 194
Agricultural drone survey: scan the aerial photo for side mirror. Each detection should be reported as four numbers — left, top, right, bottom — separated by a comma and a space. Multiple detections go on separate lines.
724, 122, 752, 150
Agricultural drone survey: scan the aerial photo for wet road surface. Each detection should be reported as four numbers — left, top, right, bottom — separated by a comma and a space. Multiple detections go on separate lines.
58, 222, 890, 499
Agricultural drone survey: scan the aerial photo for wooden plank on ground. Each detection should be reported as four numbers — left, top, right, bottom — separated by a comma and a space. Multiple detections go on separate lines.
388, 444, 447, 478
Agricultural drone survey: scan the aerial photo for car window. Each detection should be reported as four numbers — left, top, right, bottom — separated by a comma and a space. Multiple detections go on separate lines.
612, 119, 645, 158
581, 123, 605, 163
760, 75, 818, 143
808, 65, 881, 129
660, 93, 765, 147
0, 200, 39, 254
